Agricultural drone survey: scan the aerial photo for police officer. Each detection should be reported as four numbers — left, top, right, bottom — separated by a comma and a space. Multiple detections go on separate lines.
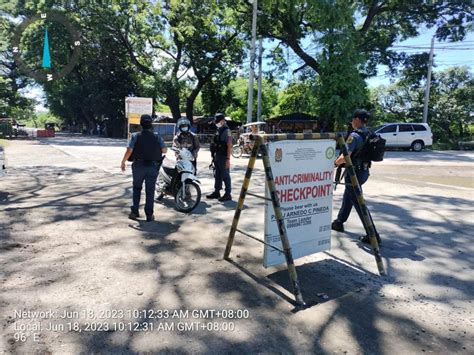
331, 109, 381, 244
121, 114, 167, 221
207, 113, 232, 202
172, 117, 200, 172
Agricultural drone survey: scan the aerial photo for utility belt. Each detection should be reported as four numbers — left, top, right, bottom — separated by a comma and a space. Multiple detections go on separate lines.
353, 161, 371, 171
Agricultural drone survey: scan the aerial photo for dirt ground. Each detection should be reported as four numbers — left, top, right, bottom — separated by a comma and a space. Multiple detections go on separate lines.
1, 135, 473, 354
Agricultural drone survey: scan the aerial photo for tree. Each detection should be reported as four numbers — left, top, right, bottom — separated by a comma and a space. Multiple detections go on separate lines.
255, 0, 473, 128
86, 0, 246, 121
2, 0, 146, 136
218, 76, 279, 122
430, 67, 474, 144
275, 81, 318, 116
0, 14, 35, 119
371, 66, 474, 147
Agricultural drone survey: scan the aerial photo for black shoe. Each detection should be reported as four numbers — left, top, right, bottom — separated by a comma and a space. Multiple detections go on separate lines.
206, 191, 221, 199
128, 211, 139, 220
359, 234, 382, 245
218, 194, 232, 202
146, 214, 154, 222
331, 219, 344, 232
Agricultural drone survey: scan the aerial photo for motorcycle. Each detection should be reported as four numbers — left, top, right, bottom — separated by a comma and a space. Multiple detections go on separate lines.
232, 134, 254, 158
155, 147, 201, 213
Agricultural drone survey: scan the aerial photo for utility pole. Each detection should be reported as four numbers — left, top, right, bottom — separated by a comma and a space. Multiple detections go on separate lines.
422, 36, 435, 123
256, 37, 263, 122
246, 0, 258, 124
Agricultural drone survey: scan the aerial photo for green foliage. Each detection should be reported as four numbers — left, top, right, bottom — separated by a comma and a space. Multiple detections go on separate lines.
217, 76, 279, 123
84, 0, 247, 120
2, 0, 472, 139
371, 66, 474, 149
275, 81, 318, 116
20, 111, 61, 128
257, 0, 473, 129
1, 0, 246, 135
0, 14, 35, 119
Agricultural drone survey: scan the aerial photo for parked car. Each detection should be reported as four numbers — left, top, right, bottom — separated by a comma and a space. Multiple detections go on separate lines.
374, 123, 433, 152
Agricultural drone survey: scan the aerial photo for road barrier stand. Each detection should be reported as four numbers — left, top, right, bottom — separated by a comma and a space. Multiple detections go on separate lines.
224, 132, 385, 307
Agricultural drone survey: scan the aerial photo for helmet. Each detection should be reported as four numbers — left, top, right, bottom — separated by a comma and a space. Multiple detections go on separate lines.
176, 117, 191, 132
177, 117, 191, 132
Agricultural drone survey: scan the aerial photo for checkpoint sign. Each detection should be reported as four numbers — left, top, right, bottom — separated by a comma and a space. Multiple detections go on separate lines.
263, 140, 335, 267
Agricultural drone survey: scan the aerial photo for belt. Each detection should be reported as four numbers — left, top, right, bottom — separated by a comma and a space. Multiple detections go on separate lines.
354, 162, 370, 170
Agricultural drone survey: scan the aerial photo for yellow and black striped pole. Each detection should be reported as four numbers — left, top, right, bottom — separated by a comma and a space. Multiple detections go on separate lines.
336, 134, 386, 275
224, 139, 261, 259
258, 136, 306, 307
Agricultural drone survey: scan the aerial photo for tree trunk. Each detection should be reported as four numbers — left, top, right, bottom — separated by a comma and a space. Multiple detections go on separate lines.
165, 95, 181, 121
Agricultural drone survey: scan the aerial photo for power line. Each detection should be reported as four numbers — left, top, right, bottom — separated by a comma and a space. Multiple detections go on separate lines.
392, 45, 474, 50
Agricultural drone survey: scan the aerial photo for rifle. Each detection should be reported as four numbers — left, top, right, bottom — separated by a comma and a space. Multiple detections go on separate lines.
334, 122, 353, 191
209, 142, 216, 177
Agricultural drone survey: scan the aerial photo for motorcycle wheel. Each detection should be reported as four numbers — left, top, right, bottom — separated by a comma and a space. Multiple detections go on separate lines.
232, 145, 242, 158
174, 181, 201, 213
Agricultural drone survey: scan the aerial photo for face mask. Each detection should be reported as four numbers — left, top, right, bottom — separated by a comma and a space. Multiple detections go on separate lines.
181, 126, 189, 132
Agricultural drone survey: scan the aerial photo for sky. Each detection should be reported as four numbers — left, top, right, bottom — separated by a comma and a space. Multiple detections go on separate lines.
366, 27, 474, 88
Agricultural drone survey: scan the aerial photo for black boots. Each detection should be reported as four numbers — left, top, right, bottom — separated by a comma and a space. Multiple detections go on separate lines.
359, 234, 382, 245
331, 219, 344, 232
218, 194, 232, 202
206, 191, 220, 199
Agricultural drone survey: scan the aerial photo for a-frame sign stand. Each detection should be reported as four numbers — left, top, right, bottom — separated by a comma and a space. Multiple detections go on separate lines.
224, 133, 385, 307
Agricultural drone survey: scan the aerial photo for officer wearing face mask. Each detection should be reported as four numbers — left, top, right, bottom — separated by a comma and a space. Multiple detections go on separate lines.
207, 113, 232, 202
172, 117, 200, 172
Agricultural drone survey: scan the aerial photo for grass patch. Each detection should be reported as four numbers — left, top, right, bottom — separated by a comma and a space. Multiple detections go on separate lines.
0, 139, 9, 148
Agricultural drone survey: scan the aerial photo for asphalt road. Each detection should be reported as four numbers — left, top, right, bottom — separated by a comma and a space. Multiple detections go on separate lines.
1, 135, 473, 354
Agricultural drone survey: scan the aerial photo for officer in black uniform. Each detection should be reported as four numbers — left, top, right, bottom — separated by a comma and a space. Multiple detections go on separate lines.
207, 113, 232, 202
331, 109, 381, 244
121, 114, 167, 221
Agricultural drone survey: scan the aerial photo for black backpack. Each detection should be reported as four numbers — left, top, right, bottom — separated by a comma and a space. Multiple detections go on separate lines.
354, 130, 386, 162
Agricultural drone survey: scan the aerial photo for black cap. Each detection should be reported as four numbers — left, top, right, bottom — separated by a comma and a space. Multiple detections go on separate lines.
352, 109, 369, 123
215, 113, 225, 123
140, 114, 153, 129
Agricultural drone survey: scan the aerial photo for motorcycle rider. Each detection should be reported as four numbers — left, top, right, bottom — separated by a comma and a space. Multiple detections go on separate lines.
244, 124, 259, 152
207, 113, 232, 202
172, 117, 200, 172
121, 114, 167, 221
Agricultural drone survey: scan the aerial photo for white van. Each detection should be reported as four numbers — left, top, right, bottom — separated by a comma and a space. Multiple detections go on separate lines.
374, 123, 433, 152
